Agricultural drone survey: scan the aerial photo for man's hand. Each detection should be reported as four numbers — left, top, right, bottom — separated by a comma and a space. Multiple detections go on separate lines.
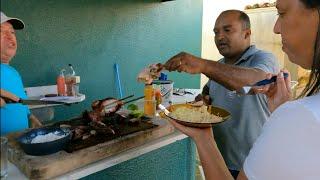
194, 94, 212, 105
0, 89, 19, 107
195, 94, 203, 102
164, 52, 205, 74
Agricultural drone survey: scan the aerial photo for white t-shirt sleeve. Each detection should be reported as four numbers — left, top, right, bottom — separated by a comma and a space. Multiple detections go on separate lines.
243, 95, 320, 180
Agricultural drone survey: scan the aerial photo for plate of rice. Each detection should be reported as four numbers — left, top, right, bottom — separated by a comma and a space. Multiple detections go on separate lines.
160, 104, 231, 128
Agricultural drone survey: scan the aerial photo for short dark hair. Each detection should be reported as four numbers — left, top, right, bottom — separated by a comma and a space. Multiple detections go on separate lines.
220, 10, 251, 30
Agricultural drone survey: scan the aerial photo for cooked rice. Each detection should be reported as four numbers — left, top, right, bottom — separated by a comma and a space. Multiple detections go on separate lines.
170, 106, 223, 123
31, 131, 66, 144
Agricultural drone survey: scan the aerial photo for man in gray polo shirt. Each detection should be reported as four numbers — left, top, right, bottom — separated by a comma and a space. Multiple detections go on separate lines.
164, 10, 279, 178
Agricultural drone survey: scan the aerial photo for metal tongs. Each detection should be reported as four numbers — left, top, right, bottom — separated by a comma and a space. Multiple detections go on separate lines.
103, 95, 145, 111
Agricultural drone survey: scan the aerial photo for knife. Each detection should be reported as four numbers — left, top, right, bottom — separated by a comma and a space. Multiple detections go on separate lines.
1, 96, 68, 105
239, 72, 289, 94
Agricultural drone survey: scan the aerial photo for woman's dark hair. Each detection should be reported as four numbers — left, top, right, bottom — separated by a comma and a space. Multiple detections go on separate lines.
299, 0, 320, 97
301, 0, 320, 8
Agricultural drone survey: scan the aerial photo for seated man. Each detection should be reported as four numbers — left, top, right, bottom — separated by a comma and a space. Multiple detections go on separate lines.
1, 11, 41, 135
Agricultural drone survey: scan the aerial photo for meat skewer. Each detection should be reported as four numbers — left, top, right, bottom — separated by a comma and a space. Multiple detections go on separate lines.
91, 95, 134, 115
103, 96, 145, 111
59, 95, 147, 141
85, 95, 145, 126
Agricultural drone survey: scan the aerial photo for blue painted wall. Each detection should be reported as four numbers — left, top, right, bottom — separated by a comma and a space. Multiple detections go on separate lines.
1, 0, 201, 179
1, 0, 202, 120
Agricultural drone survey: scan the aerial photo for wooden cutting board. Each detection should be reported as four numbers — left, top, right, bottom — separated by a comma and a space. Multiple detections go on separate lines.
7, 118, 174, 180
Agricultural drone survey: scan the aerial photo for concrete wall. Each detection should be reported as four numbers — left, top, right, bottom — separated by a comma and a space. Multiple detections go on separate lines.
1, 0, 200, 179
1, 0, 202, 120
201, 0, 269, 88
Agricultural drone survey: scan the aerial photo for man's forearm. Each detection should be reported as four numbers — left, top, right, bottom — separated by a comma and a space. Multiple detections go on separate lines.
199, 59, 267, 91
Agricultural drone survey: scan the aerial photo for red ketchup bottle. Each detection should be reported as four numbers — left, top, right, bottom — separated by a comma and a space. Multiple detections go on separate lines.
57, 69, 66, 96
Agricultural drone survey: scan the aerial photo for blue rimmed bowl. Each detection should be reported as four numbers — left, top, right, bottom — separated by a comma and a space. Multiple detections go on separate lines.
17, 127, 71, 156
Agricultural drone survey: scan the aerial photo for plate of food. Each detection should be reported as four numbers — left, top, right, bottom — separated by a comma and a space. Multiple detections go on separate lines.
159, 104, 231, 128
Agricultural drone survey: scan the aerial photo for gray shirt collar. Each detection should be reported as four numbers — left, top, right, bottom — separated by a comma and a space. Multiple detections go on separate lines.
220, 45, 258, 65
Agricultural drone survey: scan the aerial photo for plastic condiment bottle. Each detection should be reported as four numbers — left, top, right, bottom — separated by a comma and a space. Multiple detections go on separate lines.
73, 76, 81, 96
144, 84, 154, 100
144, 84, 155, 116
154, 84, 162, 109
65, 64, 78, 96
57, 69, 66, 96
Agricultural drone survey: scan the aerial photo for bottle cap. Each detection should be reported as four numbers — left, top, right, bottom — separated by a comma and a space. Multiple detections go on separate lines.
68, 64, 76, 76
159, 73, 167, 80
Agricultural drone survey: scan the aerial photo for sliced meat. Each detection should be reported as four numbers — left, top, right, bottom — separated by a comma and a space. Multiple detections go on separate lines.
137, 63, 164, 84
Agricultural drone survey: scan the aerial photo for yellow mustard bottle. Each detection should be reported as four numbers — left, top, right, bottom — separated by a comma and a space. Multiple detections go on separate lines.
144, 85, 155, 116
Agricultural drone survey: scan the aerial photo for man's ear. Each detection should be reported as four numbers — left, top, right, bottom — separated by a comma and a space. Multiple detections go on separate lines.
244, 29, 251, 39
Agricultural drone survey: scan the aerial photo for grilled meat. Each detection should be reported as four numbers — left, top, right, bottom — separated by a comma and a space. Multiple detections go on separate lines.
85, 97, 124, 126
137, 63, 164, 84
